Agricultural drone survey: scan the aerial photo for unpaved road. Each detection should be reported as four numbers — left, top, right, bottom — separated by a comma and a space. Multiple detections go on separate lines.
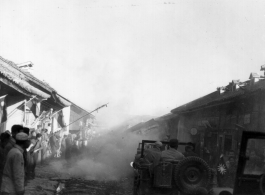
25, 159, 133, 195
57, 178, 133, 195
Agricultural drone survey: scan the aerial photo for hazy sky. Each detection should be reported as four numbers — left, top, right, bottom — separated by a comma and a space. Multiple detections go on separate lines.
1, 0, 265, 125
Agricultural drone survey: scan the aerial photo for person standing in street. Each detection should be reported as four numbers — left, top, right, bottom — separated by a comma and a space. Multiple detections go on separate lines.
1, 125, 23, 188
21, 127, 30, 184
1, 132, 29, 195
54, 132, 61, 158
0, 132, 11, 192
65, 134, 73, 163
27, 133, 42, 179
49, 132, 56, 158
60, 134, 67, 159
41, 129, 48, 164
5, 125, 23, 157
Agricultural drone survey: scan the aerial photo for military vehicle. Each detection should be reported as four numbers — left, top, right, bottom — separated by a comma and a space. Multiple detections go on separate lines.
230, 131, 265, 195
131, 140, 214, 195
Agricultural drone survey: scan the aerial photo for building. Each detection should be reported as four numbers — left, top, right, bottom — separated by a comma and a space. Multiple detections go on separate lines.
170, 67, 265, 166
0, 56, 91, 135
0, 56, 50, 132
127, 113, 178, 140
69, 103, 95, 140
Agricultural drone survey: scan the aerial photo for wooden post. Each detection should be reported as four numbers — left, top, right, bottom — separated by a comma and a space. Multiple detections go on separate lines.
23, 99, 26, 126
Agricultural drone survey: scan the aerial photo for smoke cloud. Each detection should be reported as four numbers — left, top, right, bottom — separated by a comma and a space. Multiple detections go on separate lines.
51, 128, 162, 181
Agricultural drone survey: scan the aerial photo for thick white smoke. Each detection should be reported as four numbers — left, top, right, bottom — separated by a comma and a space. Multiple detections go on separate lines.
51, 128, 162, 181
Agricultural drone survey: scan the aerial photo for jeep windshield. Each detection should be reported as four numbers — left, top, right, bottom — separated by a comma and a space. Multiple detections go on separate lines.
233, 131, 265, 195
243, 138, 265, 175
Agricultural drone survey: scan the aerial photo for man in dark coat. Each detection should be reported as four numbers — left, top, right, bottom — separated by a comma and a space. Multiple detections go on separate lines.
161, 139, 185, 161
144, 141, 163, 168
65, 134, 73, 162
0, 132, 11, 191
1, 132, 28, 195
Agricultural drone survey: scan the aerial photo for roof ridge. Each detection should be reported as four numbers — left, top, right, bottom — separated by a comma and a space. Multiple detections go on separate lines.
0, 55, 55, 92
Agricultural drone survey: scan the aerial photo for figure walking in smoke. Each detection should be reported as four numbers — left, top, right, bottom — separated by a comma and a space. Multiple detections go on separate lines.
41, 129, 49, 164
49, 132, 57, 158
27, 133, 42, 179
65, 134, 72, 162
60, 134, 67, 159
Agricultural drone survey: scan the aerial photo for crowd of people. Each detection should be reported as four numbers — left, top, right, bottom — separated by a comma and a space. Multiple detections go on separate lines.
0, 124, 87, 195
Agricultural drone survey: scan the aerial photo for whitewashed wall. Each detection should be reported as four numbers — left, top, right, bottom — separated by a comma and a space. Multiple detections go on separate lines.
6, 99, 24, 131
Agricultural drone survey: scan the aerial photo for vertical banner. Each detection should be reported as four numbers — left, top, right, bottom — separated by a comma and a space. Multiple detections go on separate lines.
53, 110, 66, 128
25, 98, 40, 118
23, 99, 26, 126
0, 95, 7, 133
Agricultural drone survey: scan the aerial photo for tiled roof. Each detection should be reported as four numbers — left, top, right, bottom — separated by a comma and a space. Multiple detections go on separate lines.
0, 56, 55, 93
127, 119, 157, 132
0, 57, 50, 99
171, 91, 221, 113
23, 71, 55, 92
171, 79, 265, 113
127, 122, 144, 132
155, 113, 178, 121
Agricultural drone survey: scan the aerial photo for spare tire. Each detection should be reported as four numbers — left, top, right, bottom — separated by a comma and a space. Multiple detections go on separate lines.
174, 156, 211, 194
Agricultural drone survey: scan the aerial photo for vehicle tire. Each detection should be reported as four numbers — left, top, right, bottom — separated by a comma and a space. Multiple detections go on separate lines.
219, 191, 232, 195
174, 156, 211, 194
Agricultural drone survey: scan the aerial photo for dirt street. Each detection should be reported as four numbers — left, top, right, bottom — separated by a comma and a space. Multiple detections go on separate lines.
24, 159, 69, 195
24, 159, 133, 195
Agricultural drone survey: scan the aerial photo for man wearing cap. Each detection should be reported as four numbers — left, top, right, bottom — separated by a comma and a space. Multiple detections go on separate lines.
161, 139, 184, 161
143, 141, 163, 167
1, 125, 23, 182
1, 132, 28, 195
4, 125, 23, 156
